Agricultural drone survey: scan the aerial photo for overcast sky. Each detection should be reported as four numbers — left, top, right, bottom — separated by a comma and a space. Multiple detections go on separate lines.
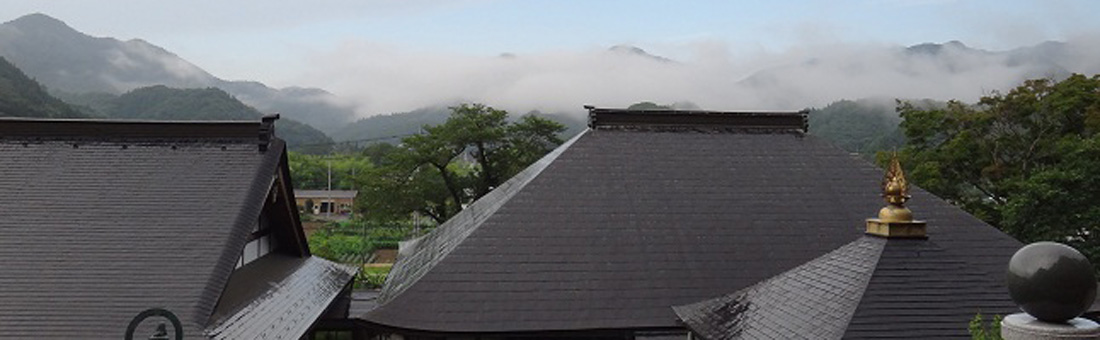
6, 0, 1100, 115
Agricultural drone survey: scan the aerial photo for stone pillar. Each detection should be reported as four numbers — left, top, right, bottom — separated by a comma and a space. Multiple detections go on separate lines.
1002, 313, 1100, 340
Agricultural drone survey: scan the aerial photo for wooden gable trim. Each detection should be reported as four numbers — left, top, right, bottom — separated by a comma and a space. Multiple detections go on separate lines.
248, 142, 311, 258
266, 145, 310, 257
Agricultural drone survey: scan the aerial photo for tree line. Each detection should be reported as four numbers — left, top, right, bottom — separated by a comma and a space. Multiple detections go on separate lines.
290, 103, 566, 225
896, 74, 1100, 268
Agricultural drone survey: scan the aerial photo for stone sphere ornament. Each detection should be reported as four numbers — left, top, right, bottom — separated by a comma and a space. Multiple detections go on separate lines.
1007, 242, 1098, 322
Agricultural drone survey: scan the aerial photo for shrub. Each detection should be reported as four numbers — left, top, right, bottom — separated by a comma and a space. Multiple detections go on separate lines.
969, 313, 1003, 340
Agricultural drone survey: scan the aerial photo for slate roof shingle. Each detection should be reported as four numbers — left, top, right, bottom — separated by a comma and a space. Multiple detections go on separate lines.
0, 117, 355, 340
361, 108, 1022, 337
673, 237, 885, 340
208, 255, 356, 340
674, 235, 1017, 340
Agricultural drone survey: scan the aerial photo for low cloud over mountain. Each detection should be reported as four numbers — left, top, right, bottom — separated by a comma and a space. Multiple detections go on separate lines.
296, 36, 1100, 116
4, 13, 1100, 123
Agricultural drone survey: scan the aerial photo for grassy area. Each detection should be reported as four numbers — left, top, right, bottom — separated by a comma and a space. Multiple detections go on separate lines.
359, 264, 392, 289
307, 219, 417, 263
304, 219, 425, 289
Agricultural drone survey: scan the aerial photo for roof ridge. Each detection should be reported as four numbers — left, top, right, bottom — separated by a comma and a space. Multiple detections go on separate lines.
586, 107, 808, 133
372, 130, 588, 308
0, 117, 274, 145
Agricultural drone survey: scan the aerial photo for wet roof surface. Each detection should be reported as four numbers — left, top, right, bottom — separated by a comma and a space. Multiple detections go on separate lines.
674, 236, 1015, 339
207, 255, 356, 340
362, 126, 1021, 335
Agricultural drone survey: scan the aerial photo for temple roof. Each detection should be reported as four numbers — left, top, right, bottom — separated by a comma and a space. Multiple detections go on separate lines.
360, 108, 1021, 337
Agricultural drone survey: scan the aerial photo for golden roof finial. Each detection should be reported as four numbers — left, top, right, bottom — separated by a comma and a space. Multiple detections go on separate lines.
866, 152, 926, 238
880, 152, 911, 217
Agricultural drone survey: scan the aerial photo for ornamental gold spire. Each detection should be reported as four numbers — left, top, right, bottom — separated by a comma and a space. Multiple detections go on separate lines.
866, 152, 927, 238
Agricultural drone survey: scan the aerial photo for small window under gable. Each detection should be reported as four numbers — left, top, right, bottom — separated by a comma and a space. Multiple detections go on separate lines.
235, 177, 283, 269
237, 212, 279, 269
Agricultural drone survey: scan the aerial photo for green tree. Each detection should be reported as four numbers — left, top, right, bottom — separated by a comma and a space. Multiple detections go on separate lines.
287, 152, 372, 190
355, 103, 566, 224
897, 74, 1100, 267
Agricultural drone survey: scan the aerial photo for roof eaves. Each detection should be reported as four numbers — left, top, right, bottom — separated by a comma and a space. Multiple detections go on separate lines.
206, 256, 357, 340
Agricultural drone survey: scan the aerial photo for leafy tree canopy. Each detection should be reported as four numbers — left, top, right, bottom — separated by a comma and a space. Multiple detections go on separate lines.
896, 74, 1100, 268
288, 152, 372, 190
355, 103, 566, 224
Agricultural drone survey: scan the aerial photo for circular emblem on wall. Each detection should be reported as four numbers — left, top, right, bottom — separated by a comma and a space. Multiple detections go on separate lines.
124, 308, 183, 340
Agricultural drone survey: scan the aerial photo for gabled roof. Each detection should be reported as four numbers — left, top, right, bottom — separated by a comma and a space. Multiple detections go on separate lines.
0, 117, 354, 339
360, 108, 1021, 336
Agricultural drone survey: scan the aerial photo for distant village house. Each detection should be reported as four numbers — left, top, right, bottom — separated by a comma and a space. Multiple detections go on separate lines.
295, 189, 358, 215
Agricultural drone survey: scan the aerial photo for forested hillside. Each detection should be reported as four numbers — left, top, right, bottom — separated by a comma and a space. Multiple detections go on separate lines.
0, 56, 82, 118
0, 13, 355, 133
62, 85, 334, 153
808, 99, 905, 155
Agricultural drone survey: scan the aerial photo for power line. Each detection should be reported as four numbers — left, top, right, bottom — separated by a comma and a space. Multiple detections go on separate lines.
295, 132, 420, 148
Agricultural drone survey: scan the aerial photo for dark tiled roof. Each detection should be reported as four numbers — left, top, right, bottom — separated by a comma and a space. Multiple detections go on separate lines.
350, 290, 381, 317
376, 133, 582, 306
843, 238, 1014, 339
673, 237, 885, 340
361, 123, 1021, 335
674, 236, 1015, 339
0, 118, 351, 339
207, 255, 356, 340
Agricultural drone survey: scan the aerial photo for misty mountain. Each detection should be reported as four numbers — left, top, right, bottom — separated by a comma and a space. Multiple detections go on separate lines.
0, 56, 83, 118
63, 85, 334, 153
0, 13, 354, 133
331, 106, 587, 144
330, 106, 450, 143
738, 40, 1095, 104
607, 45, 674, 63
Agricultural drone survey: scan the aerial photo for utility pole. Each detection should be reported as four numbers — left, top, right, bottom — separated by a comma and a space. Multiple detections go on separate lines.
326, 160, 332, 219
